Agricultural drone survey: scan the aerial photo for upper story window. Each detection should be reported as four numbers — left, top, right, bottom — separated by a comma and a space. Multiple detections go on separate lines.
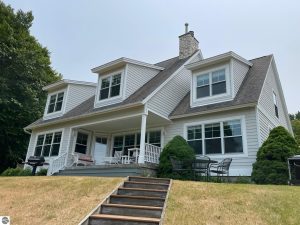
196, 69, 226, 99
47, 92, 64, 114
99, 73, 121, 100
273, 91, 279, 118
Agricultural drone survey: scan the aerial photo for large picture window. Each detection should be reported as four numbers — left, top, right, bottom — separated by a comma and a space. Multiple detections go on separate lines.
187, 119, 244, 155
99, 73, 121, 100
47, 92, 64, 113
195, 68, 227, 99
75, 132, 89, 154
34, 131, 62, 157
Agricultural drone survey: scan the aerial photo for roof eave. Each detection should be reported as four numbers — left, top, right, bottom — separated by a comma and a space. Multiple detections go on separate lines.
185, 51, 253, 71
169, 102, 257, 120
25, 102, 143, 130
43, 79, 97, 91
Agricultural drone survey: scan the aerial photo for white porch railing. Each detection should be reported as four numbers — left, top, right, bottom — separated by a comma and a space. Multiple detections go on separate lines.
47, 152, 67, 176
145, 143, 162, 164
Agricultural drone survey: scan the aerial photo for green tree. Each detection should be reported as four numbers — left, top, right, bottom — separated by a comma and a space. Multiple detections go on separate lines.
0, 1, 60, 172
291, 119, 300, 145
252, 126, 300, 184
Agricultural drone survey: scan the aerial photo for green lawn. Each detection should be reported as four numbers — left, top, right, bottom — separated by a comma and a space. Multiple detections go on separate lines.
0, 177, 299, 225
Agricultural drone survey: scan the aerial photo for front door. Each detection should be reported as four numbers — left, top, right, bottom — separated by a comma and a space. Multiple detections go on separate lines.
94, 137, 107, 165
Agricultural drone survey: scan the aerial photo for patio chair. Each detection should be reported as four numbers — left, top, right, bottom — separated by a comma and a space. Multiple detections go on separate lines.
192, 155, 211, 181
209, 158, 232, 182
73, 154, 94, 166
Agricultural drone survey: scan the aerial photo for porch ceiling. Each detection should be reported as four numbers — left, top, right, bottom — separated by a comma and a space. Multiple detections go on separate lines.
77, 111, 171, 133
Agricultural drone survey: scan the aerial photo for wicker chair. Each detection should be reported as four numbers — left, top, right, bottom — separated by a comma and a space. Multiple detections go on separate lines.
170, 157, 190, 174
209, 158, 232, 181
192, 155, 211, 181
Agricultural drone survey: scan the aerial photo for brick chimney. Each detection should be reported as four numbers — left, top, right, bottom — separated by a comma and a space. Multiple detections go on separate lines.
179, 23, 199, 59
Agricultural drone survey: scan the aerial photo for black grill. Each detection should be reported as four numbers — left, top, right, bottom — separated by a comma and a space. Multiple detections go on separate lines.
26, 156, 45, 175
288, 155, 300, 185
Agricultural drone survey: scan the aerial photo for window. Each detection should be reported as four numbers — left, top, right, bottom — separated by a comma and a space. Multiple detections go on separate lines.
75, 132, 89, 154
187, 119, 244, 155
34, 131, 62, 157
47, 92, 64, 113
187, 125, 202, 154
195, 68, 227, 99
205, 123, 222, 154
99, 73, 121, 100
273, 91, 279, 118
223, 120, 243, 153
112, 130, 161, 156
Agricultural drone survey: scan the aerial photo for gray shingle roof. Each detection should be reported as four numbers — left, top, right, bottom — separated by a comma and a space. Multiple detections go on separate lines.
170, 55, 273, 118
27, 54, 193, 128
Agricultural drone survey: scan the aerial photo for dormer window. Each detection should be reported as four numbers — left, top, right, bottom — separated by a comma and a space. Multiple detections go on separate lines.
99, 73, 121, 100
196, 69, 226, 99
47, 92, 64, 113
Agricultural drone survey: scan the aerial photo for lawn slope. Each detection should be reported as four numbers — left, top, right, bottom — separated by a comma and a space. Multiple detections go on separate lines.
164, 180, 300, 225
0, 177, 122, 225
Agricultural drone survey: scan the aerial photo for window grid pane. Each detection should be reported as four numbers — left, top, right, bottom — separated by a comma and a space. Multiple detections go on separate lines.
212, 69, 225, 83
197, 74, 209, 87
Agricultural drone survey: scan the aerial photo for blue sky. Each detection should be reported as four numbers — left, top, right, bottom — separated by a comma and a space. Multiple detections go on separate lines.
3, 0, 300, 113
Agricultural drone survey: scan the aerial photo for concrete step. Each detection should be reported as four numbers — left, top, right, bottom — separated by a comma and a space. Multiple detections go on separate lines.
128, 176, 170, 184
118, 187, 167, 198
89, 214, 160, 225
55, 168, 143, 177
123, 181, 169, 190
100, 204, 162, 218
109, 195, 165, 207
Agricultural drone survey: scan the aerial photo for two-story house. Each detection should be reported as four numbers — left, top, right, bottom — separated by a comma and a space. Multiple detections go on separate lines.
24, 27, 292, 177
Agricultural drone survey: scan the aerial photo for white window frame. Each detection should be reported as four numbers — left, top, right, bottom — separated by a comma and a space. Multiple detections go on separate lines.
73, 130, 92, 155
192, 64, 232, 106
34, 129, 64, 158
184, 116, 248, 158
96, 69, 125, 104
44, 89, 67, 117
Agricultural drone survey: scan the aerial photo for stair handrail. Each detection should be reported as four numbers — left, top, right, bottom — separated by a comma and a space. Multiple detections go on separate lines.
47, 152, 68, 176
145, 143, 162, 164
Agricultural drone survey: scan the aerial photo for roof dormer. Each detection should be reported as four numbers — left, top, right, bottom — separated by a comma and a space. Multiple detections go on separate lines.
186, 52, 252, 108
92, 57, 164, 108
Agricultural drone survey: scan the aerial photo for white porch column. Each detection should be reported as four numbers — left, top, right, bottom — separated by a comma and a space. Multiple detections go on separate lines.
138, 113, 148, 164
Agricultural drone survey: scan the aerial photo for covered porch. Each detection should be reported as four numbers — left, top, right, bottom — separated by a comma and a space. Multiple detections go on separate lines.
48, 109, 171, 175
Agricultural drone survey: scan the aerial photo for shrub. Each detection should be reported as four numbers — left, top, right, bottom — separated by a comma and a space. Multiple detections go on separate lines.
252, 126, 300, 184
1, 167, 32, 176
37, 168, 48, 176
157, 135, 195, 179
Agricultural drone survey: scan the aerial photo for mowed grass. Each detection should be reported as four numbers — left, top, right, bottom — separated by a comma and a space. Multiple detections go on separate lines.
164, 180, 300, 225
0, 176, 122, 225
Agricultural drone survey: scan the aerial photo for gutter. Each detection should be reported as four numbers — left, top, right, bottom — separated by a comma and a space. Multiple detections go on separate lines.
23, 127, 31, 135
25, 102, 143, 130
169, 103, 257, 120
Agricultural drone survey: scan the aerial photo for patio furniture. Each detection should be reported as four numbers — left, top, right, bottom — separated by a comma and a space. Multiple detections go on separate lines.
170, 156, 191, 174
73, 154, 94, 166
209, 158, 232, 181
288, 155, 300, 185
192, 156, 213, 181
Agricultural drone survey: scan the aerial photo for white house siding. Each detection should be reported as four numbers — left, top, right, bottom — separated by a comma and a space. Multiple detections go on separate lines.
258, 60, 292, 139
65, 84, 96, 113
125, 64, 160, 98
147, 68, 192, 118
232, 59, 249, 96
164, 108, 259, 176
257, 108, 277, 146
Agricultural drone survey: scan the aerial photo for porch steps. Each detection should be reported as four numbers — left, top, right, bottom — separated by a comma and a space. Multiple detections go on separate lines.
79, 176, 171, 225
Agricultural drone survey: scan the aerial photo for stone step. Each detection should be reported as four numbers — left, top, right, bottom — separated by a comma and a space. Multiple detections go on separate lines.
128, 176, 170, 184
123, 181, 169, 190
118, 187, 167, 198
89, 214, 160, 225
101, 204, 162, 218
109, 195, 165, 207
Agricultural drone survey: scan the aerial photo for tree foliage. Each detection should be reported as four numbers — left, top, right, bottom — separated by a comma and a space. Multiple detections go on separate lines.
157, 135, 195, 178
252, 126, 300, 184
0, 1, 60, 172
291, 119, 300, 145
